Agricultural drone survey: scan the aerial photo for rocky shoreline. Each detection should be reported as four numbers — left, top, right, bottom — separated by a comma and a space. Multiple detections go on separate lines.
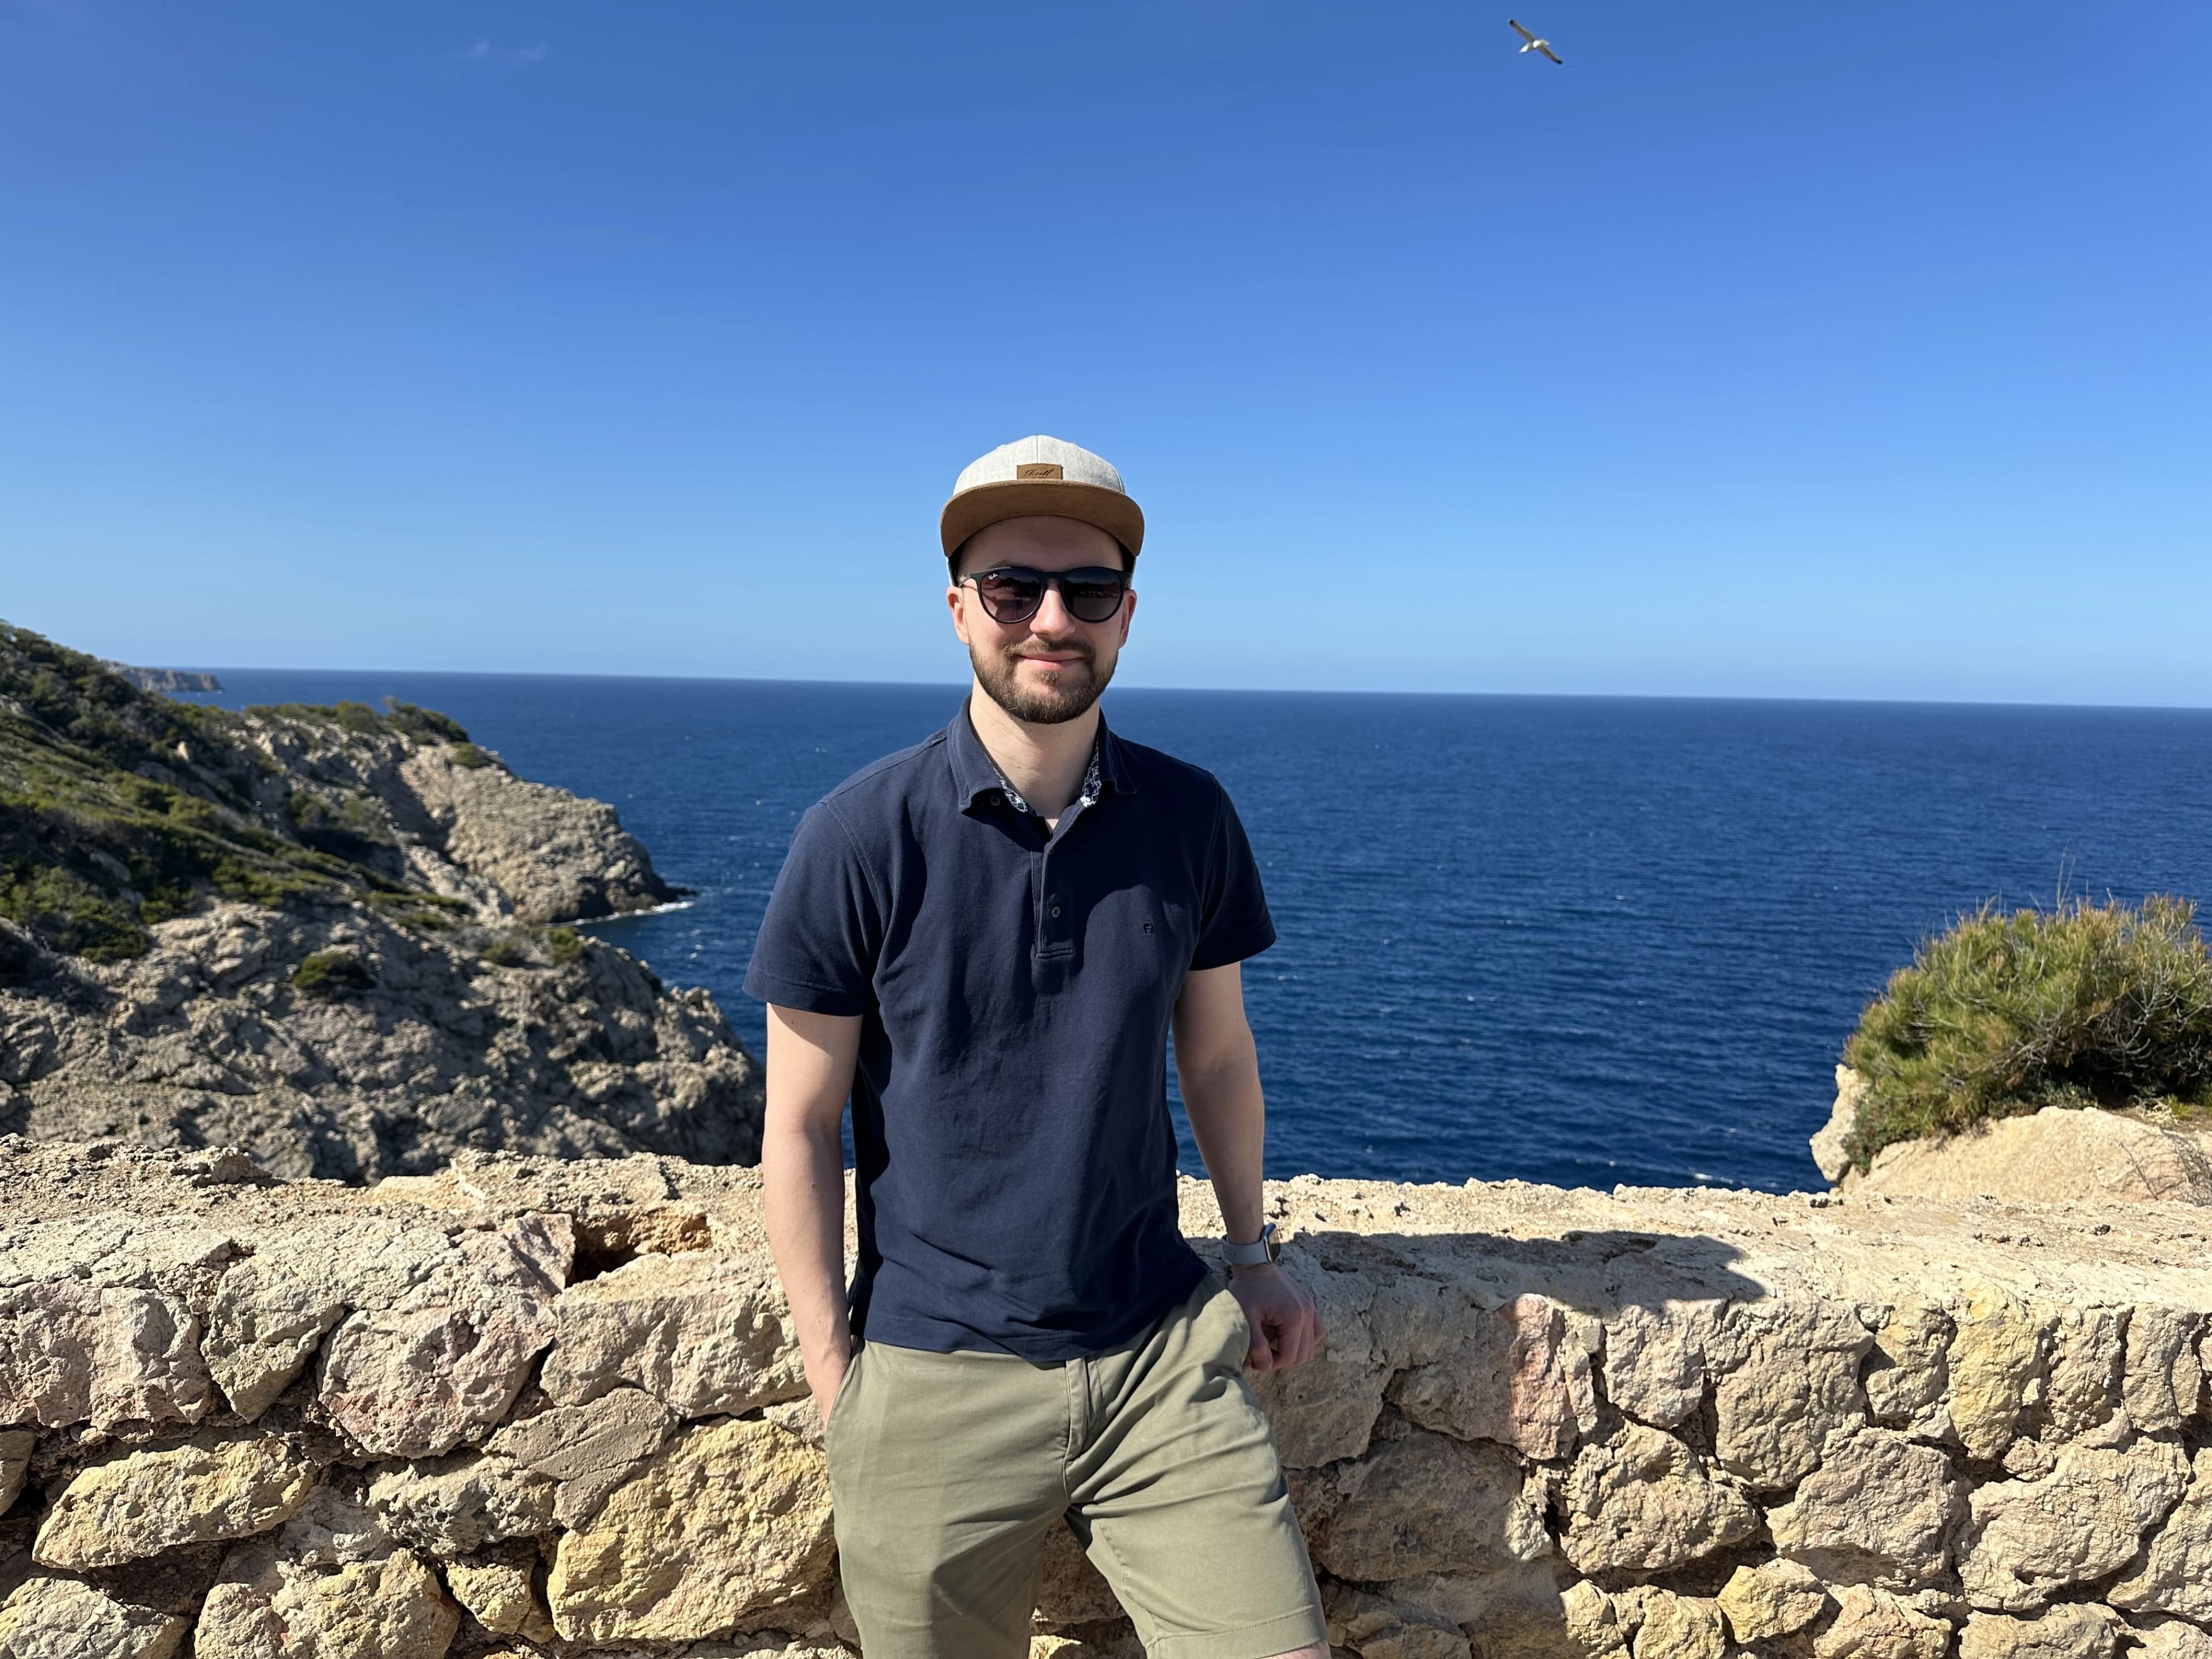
1, 623, 761, 1180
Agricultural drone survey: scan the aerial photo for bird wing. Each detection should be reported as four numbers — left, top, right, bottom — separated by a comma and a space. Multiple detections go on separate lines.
1538, 41, 1563, 62
1510, 19, 1536, 43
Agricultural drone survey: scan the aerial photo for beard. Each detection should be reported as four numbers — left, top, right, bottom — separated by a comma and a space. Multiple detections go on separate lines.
969, 636, 1116, 725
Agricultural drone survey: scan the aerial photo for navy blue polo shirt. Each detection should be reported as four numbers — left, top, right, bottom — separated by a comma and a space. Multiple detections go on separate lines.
743, 702, 1275, 1359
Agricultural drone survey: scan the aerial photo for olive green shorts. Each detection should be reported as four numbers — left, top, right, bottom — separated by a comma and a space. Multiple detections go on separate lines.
825, 1275, 1327, 1659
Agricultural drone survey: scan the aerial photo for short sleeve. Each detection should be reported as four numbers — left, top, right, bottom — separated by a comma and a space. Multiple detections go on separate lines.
1189, 783, 1275, 971
743, 801, 883, 1016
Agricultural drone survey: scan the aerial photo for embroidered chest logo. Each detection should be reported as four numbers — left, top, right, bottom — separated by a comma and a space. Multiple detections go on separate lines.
1142, 922, 1154, 934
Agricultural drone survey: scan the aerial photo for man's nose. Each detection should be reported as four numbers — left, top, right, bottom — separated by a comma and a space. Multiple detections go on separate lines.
1030, 583, 1075, 633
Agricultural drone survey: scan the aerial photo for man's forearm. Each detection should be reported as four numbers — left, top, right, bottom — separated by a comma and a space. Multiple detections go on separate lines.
1180, 1047, 1268, 1244
762, 1112, 853, 1404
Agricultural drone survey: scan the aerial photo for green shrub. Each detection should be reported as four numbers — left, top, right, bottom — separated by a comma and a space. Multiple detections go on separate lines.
479, 934, 529, 967
293, 949, 374, 997
544, 925, 585, 965
449, 743, 493, 770
381, 699, 470, 745
1843, 896, 2212, 1170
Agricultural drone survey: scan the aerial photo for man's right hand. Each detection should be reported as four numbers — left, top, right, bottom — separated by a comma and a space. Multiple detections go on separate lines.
809, 1344, 852, 1427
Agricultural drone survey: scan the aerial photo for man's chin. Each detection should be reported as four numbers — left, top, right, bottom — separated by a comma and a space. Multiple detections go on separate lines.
975, 657, 1111, 726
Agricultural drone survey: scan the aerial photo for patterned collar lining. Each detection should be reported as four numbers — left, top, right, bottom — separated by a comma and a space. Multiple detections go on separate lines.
994, 734, 1104, 819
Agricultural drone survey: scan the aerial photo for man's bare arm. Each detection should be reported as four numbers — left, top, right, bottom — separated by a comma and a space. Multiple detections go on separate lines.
762, 1003, 863, 1422
1173, 962, 1323, 1372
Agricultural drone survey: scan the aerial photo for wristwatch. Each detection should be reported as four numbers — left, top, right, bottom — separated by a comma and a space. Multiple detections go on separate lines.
1222, 1221, 1281, 1271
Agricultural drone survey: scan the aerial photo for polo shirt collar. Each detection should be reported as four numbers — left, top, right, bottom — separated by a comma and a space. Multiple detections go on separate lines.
947, 699, 1137, 816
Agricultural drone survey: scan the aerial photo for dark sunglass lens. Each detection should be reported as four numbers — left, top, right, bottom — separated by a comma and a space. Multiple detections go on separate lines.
1060, 569, 1127, 623
975, 569, 1044, 620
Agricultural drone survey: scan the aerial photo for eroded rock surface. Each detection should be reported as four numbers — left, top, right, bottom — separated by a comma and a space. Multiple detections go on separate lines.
0, 1142, 2208, 1659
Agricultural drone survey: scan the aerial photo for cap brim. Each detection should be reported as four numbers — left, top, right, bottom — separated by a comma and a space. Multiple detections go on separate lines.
940, 481, 1145, 561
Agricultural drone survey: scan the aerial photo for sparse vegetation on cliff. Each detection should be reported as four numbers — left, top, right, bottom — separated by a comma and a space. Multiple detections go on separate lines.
1842, 896, 2212, 1169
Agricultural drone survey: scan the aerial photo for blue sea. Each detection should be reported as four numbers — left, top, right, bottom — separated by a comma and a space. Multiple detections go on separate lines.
203, 675, 2212, 1195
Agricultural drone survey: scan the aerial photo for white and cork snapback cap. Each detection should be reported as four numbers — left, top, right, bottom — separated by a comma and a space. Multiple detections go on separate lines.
940, 435, 1146, 560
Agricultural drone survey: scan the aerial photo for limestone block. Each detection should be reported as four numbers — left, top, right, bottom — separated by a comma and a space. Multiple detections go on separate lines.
2109, 1446, 2212, 1624
1949, 1283, 2047, 1463
1392, 1294, 1598, 1460
1862, 1300, 1951, 1435
1717, 1559, 1829, 1642
1958, 1607, 2118, 1659
538, 1251, 805, 1420
1619, 1589, 1722, 1659
0, 1281, 100, 1429
1709, 1299, 1872, 1490
1768, 1427, 1964, 1586
2122, 1306, 2205, 1433
196, 1541, 459, 1659
1249, 1256, 1388, 1468
1812, 1585, 1952, 1659
268, 1487, 390, 1568
1810, 1065, 1864, 1183
2043, 1307, 2126, 1442
32, 1435, 316, 1570
1383, 1561, 1608, 1659
1560, 1579, 1629, 1659
2129, 1618, 2212, 1659
88, 1290, 213, 1428
366, 1456, 558, 1557
1308, 1429, 1548, 1582
1327, 1586, 1472, 1659
0, 1574, 188, 1658
444, 1557, 553, 1642
202, 1256, 349, 1420
484, 1387, 677, 1527
1560, 1423, 1758, 1575
318, 1293, 554, 1459
1603, 1302, 1718, 1431
0, 1431, 29, 1517
546, 1416, 836, 1643
1958, 1438, 2190, 1611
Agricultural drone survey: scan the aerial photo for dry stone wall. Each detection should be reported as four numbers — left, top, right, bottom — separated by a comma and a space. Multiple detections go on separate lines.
1, 1137, 2209, 1659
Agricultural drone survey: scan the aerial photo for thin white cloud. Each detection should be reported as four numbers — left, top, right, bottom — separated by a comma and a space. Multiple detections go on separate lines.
464, 39, 548, 66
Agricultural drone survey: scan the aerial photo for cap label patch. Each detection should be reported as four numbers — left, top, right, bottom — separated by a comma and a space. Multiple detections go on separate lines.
1014, 463, 1065, 480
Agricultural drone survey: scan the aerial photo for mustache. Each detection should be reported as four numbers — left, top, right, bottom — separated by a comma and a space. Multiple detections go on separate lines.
1005, 642, 1095, 669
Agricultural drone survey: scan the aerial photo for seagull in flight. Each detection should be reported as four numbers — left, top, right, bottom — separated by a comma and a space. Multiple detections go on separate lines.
1510, 19, 1563, 63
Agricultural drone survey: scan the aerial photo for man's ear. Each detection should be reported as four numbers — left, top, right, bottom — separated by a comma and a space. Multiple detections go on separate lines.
947, 578, 974, 647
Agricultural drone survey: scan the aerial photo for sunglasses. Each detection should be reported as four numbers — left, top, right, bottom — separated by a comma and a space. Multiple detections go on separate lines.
959, 565, 1130, 626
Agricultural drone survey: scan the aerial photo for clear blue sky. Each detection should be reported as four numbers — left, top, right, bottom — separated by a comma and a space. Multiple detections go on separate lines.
5, 2, 2206, 702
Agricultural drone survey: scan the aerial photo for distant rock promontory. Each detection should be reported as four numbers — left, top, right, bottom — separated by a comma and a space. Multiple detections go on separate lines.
0, 620, 759, 1180
97, 660, 223, 694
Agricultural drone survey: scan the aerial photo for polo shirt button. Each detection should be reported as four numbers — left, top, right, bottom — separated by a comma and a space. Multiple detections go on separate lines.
1050, 904, 1062, 918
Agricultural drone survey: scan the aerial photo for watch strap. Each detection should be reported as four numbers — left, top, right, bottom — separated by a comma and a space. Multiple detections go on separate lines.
1221, 1221, 1278, 1268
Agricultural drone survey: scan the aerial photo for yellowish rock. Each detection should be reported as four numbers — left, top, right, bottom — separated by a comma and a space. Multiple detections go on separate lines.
1948, 1285, 2047, 1463
1623, 1590, 1723, 1659
546, 1416, 835, 1643
0, 1574, 188, 1658
0, 1427, 31, 1516
1717, 1559, 1829, 1642
1814, 1585, 1953, 1659
32, 1435, 315, 1570
445, 1557, 553, 1641
195, 1544, 459, 1659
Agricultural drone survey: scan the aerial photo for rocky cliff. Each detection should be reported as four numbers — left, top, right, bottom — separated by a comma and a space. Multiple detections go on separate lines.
2, 1138, 2207, 1659
0, 622, 761, 1180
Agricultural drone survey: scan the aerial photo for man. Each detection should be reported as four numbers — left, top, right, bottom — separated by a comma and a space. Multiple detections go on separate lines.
746, 435, 1329, 1659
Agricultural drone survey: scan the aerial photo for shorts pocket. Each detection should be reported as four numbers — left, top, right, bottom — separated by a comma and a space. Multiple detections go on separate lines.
1210, 1281, 1255, 1369
824, 1343, 865, 1449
